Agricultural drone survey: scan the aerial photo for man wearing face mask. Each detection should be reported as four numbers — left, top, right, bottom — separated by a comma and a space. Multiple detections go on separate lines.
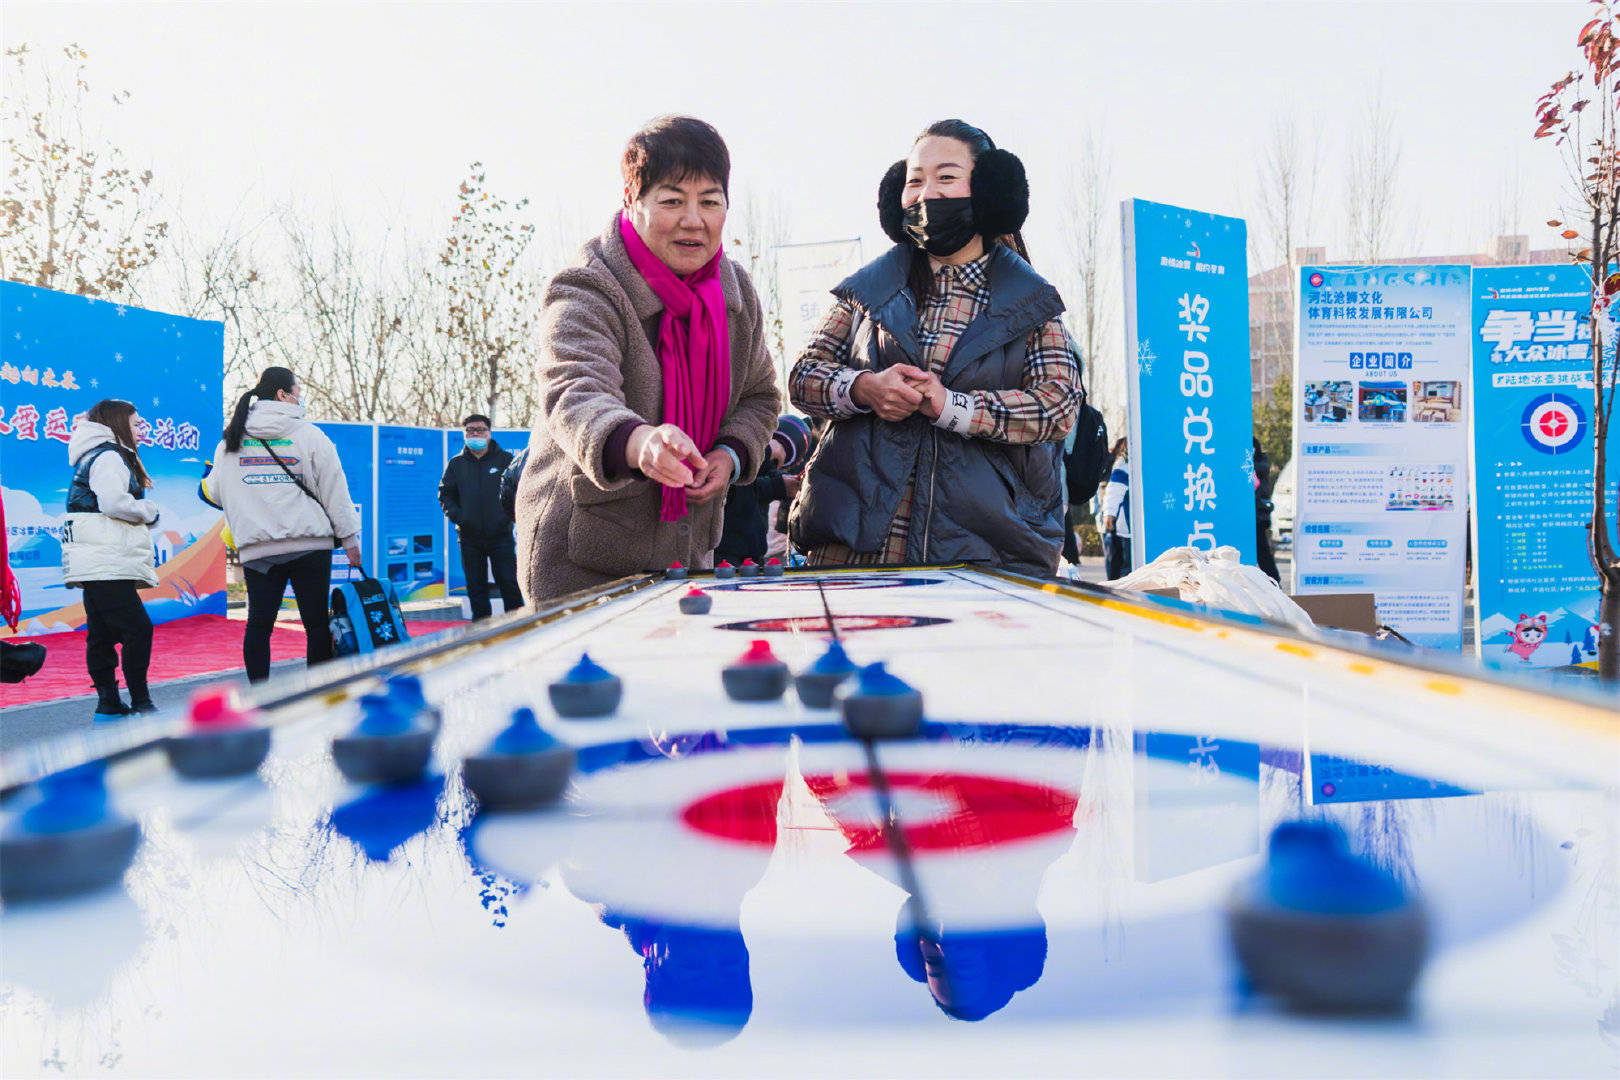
439, 414, 523, 619
788, 120, 1082, 575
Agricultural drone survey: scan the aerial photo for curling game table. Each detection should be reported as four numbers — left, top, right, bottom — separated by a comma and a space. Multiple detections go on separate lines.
2, 566, 1617, 1078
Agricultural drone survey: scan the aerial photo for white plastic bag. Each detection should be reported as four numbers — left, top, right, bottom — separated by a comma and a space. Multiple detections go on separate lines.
1110, 545, 1314, 630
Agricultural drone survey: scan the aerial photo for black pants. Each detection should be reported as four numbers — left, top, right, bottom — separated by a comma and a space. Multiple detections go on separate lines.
1104, 532, 1132, 581
460, 532, 523, 620
1060, 505, 1081, 566
244, 549, 333, 683
1256, 521, 1280, 584
82, 580, 153, 704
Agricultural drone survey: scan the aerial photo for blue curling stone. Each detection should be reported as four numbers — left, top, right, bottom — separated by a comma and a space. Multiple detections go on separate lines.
385, 672, 441, 730
840, 662, 923, 740
794, 641, 858, 709
549, 653, 623, 718
332, 694, 436, 784
0, 764, 141, 902
462, 707, 577, 811
1227, 820, 1428, 1012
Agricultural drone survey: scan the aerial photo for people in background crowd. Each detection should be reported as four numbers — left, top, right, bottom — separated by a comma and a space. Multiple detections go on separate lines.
1101, 438, 1131, 581
1253, 436, 1279, 584
62, 399, 161, 717
514, 115, 779, 602
788, 119, 1080, 576
716, 414, 810, 567
439, 414, 524, 620
209, 366, 362, 682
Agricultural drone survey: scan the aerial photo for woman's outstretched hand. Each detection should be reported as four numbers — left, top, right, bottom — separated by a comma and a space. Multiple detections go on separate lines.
628, 423, 708, 488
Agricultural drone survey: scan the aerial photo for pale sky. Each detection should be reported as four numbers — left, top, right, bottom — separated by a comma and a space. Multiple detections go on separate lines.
4, 1, 1590, 299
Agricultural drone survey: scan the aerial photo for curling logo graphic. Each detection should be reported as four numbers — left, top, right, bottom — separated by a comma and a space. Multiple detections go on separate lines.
1520, 393, 1586, 455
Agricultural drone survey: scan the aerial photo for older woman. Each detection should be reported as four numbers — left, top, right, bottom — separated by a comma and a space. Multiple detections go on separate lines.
516, 117, 780, 602
788, 119, 1081, 576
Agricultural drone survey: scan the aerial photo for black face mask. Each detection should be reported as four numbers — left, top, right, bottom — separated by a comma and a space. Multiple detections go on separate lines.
903, 197, 977, 257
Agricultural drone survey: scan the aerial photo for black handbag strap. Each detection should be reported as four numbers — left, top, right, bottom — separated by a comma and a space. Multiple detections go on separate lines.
256, 438, 341, 543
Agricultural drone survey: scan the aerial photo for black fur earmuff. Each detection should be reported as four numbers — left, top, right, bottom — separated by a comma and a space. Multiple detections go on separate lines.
877, 159, 909, 246
875, 148, 1031, 247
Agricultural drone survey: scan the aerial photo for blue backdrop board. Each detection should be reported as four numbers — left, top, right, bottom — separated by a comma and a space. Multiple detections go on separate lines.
1120, 199, 1255, 566
1292, 266, 1472, 650
373, 425, 447, 602
1469, 265, 1617, 672
0, 282, 225, 636
445, 428, 529, 598
315, 422, 376, 591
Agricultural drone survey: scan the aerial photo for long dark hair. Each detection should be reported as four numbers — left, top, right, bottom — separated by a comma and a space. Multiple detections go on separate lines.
85, 399, 154, 491
907, 119, 1032, 305
224, 367, 297, 453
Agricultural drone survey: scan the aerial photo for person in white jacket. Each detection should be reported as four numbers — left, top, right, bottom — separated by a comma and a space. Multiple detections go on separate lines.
210, 367, 362, 682
1100, 438, 1132, 581
62, 400, 162, 718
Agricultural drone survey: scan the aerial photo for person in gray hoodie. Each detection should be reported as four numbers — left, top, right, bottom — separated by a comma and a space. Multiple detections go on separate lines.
62, 399, 162, 718
210, 367, 362, 682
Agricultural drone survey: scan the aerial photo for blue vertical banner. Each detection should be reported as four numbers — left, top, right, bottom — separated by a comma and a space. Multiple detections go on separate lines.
1294, 266, 1472, 649
445, 427, 528, 598
1469, 265, 1617, 672
376, 425, 446, 601
1, 282, 225, 636
1120, 199, 1255, 566
315, 421, 376, 590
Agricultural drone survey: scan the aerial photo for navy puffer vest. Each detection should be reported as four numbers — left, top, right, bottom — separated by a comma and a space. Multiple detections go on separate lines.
67, 443, 144, 513
790, 244, 1068, 575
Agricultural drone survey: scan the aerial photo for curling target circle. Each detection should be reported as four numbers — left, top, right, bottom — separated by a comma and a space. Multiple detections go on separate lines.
1521, 393, 1586, 455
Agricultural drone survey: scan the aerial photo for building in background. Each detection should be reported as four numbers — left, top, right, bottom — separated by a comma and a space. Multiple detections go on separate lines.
1247, 236, 1570, 407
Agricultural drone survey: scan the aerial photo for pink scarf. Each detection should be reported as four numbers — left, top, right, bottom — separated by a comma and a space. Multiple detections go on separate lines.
618, 213, 732, 521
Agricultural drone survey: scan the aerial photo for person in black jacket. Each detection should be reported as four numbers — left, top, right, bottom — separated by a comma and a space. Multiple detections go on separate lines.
716, 416, 810, 566
439, 415, 524, 619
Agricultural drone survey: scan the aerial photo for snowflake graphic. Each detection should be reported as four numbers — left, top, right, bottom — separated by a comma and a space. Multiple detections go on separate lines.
1134, 338, 1157, 378
1240, 447, 1257, 486
1161, 492, 1177, 510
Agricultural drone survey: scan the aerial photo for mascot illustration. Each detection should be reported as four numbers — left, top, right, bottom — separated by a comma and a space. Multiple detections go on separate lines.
1508, 613, 1549, 662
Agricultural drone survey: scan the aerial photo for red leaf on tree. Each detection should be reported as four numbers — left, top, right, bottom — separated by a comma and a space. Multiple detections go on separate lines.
1550, 219, 1565, 227
1564, 229, 1583, 239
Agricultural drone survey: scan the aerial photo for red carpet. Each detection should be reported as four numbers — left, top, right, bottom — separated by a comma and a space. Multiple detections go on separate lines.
2, 614, 468, 707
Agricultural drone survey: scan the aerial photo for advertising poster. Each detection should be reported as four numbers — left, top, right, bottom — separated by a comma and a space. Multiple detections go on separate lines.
1293, 265, 1472, 649
315, 421, 376, 591
776, 239, 863, 381
1, 282, 225, 637
1470, 265, 1618, 672
376, 425, 446, 602
1120, 198, 1256, 566
445, 427, 529, 601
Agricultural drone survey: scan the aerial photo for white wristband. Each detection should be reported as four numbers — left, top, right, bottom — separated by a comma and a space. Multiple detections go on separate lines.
832, 368, 870, 416
932, 390, 974, 435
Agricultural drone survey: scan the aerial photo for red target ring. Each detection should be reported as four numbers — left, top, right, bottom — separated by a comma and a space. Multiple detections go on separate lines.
680, 771, 1079, 853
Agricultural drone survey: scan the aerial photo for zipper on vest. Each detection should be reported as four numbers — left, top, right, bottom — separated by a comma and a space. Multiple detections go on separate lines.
921, 429, 939, 559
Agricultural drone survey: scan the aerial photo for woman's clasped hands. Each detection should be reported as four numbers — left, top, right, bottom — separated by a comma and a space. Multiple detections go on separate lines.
850, 365, 947, 423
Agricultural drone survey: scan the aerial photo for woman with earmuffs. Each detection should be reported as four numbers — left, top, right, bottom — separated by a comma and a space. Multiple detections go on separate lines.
787, 119, 1082, 575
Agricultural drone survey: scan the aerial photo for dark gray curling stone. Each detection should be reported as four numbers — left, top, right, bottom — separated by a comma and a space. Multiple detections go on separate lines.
678, 588, 713, 615
165, 726, 272, 779
840, 662, 924, 739
462, 709, 576, 811
548, 653, 623, 718
0, 817, 143, 902
721, 640, 789, 702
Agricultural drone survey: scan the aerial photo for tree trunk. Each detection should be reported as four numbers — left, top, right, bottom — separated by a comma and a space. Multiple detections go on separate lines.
1600, 573, 1620, 679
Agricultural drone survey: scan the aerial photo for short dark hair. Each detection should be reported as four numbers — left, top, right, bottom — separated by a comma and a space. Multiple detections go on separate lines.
622, 116, 730, 203
462, 414, 492, 429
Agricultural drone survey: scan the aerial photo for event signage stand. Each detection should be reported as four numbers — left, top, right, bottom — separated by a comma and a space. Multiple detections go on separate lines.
1469, 265, 1618, 672
1292, 265, 1472, 649
1120, 198, 1256, 569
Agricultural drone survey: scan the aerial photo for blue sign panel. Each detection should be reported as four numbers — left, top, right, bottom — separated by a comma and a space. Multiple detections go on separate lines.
1470, 265, 1619, 672
376, 425, 446, 602
1, 282, 225, 636
1120, 199, 1255, 566
315, 422, 375, 590
1294, 265, 1473, 650
445, 428, 528, 600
